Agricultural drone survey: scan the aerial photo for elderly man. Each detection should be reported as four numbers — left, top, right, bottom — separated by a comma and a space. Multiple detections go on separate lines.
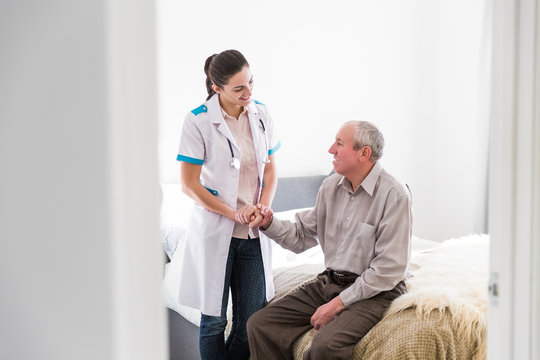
246, 121, 412, 360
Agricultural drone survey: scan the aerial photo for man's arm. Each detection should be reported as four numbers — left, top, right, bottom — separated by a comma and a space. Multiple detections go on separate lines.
254, 194, 320, 254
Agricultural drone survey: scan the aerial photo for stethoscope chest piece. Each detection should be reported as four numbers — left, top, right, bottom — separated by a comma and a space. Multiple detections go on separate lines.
231, 157, 240, 170
226, 118, 269, 169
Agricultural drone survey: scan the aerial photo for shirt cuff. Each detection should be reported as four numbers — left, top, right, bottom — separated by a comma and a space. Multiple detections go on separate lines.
261, 216, 280, 238
339, 284, 360, 307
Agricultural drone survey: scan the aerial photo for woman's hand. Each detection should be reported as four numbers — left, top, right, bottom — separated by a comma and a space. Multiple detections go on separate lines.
234, 204, 262, 227
234, 204, 274, 229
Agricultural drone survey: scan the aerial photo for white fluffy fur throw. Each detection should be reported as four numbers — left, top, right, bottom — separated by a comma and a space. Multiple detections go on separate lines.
386, 234, 489, 359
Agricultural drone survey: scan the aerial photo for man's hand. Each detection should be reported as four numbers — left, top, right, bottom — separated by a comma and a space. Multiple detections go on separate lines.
310, 296, 346, 330
255, 204, 274, 229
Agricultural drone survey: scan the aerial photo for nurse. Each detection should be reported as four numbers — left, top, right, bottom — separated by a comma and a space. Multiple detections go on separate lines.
176, 49, 280, 360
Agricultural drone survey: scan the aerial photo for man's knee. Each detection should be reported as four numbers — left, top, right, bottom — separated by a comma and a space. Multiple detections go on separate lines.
306, 335, 330, 358
246, 308, 265, 336
305, 333, 349, 360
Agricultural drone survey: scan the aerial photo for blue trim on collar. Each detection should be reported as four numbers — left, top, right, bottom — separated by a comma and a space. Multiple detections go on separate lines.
191, 104, 208, 115
268, 141, 282, 155
254, 99, 265, 106
177, 154, 204, 165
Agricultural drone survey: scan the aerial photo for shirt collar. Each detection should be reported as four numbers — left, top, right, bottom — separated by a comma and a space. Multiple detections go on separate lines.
207, 93, 255, 124
337, 161, 383, 196
220, 106, 248, 121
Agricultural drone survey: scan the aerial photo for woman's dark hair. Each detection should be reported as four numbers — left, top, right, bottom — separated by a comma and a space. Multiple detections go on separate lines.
204, 50, 249, 100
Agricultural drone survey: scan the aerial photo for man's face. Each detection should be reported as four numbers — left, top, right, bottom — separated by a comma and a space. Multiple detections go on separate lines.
328, 124, 360, 176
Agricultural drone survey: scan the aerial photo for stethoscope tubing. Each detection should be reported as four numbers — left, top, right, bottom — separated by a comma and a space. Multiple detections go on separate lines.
227, 119, 269, 168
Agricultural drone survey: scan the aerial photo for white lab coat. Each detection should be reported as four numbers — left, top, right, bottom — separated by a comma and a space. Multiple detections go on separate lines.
170, 94, 281, 316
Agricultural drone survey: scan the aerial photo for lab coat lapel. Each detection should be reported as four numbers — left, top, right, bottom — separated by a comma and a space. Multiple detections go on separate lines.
207, 94, 239, 151
246, 102, 266, 179
246, 101, 260, 135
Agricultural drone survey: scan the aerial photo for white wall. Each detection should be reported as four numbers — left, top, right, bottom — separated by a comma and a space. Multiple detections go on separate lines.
0, 1, 166, 359
158, 0, 489, 241
487, 0, 540, 358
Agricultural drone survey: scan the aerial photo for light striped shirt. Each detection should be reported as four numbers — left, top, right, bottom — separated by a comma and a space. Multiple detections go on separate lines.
222, 107, 260, 239
263, 162, 412, 306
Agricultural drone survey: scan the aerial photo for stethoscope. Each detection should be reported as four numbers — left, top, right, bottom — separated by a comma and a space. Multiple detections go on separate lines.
227, 119, 270, 170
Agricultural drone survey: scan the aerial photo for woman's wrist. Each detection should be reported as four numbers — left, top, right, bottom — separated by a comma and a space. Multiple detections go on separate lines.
227, 208, 237, 222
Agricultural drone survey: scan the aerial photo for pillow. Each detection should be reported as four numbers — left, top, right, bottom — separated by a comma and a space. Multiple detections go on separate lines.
161, 224, 186, 260
160, 184, 193, 259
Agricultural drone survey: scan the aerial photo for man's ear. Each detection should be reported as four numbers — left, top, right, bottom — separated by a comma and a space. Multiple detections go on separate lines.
358, 145, 372, 161
212, 84, 222, 94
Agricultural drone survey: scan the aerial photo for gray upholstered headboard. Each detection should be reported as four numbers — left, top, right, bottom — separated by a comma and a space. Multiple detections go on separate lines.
271, 175, 328, 212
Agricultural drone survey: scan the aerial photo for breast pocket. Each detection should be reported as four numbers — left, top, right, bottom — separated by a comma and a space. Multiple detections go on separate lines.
350, 223, 377, 260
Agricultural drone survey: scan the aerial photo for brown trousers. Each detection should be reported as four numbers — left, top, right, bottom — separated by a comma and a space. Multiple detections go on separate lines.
247, 273, 406, 360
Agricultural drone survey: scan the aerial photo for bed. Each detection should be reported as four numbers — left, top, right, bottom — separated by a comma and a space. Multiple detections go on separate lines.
161, 175, 488, 360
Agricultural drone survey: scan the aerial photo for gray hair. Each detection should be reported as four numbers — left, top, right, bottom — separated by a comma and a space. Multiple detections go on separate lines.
344, 121, 385, 162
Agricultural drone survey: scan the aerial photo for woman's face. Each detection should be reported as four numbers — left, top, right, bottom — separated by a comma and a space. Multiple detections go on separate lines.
213, 66, 253, 108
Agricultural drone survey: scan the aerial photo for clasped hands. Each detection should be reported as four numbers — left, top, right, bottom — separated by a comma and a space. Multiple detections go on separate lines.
234, 204, 273, 229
